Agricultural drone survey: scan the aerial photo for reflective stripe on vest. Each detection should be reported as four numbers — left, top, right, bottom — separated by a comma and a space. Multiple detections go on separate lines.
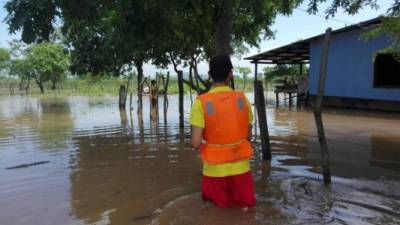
205, 139, 244, 148
198, 91, 253, 164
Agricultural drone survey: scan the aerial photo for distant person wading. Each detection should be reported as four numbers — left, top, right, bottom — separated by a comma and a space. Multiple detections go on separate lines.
149, 79, 159, 121
150, 80, 159, 107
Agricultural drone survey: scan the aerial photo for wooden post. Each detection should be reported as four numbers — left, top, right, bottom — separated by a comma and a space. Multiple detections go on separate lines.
297, 63, 304, 106
119, 85, 127, 109
164, 72, 170, 124
253, 62, 272, 160
254, 81, 272, 160
254, 62, 258, 81
119, 107, 128, 128
136, 60, 144, 111
128, 73, 133, 111
275, 92, 279, 106
177, 70, 184, 128
314, 28, 332, 184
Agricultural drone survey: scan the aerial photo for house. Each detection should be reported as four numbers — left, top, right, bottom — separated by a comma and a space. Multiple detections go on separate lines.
246, 17, 400, 112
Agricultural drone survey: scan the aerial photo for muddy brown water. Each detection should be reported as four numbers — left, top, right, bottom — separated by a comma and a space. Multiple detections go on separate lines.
1, 93, 400, 225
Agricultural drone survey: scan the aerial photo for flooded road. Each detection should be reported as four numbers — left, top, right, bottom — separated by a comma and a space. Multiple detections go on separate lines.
0, 94, 400, 225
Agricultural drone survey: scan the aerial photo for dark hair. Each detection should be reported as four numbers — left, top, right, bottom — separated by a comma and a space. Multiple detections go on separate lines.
209, 55, 233, 82
151, 80, 156, 85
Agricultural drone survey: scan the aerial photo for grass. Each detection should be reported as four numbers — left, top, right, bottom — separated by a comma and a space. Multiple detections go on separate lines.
0, 75, 273, 96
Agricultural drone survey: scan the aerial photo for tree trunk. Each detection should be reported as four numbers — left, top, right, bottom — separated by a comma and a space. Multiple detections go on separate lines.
215, 0, 233, 55
190, 59, 209, 92
36, 80, 45, 94
9, 83, 15, 95
163, 72, 170, 124
135, 59, 144, 110
189, 64, 194, 105
126, 73, 133, 111
193, 60, 201, 93
25, 80, 30, 95
170, 54, 184, 128
214, 0, 235, 89
19, 80, 24, 91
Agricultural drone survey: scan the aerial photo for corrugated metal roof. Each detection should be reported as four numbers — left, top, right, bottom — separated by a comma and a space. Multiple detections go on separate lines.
245, 17, 383, 64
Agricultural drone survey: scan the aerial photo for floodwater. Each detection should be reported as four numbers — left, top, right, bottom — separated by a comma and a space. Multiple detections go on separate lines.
0, 93, 400, 225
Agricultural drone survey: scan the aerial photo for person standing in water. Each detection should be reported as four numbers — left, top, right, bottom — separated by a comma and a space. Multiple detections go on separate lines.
150, 80, 159, 107
190, 55, 255, 210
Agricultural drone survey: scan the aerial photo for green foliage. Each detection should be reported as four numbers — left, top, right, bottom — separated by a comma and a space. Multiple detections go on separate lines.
8, 58, 33, 80
4, 0, 59, 43
361, 1, 400, 53
3, 0, 304, 75
364, 17, 400, 51
263, 64, 308, 83
235, 67, 251, 78
0, 48, 11, 70
27, 43, 70, 91
374, 49, 400, 63
306, 0, 379, 17
234, 66, 252, 90
5, 0, 399, 91
0, 74, 218, 96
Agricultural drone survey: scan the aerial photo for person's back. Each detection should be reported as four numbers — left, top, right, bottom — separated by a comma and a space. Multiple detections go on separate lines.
190, 55, 255, 210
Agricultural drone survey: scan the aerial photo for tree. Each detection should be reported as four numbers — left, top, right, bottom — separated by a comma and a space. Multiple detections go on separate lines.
365, 16, 400, 51
0, 48, 11, 72
8, 58, 33, 93
235, 66, 251, 90
263, 64, 308, 83
26, 43, 70, 93
4, 0, 59, 43
4, 0, 399, 91
307, 1, 399, 51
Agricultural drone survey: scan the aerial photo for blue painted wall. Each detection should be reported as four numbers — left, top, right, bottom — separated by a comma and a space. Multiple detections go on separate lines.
309, 28, 400, 101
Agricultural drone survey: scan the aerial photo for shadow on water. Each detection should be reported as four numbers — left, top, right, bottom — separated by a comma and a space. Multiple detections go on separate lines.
0, 94, 400, 225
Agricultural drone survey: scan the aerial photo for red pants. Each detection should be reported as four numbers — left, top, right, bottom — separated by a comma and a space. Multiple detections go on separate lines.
201, 171, 255, 208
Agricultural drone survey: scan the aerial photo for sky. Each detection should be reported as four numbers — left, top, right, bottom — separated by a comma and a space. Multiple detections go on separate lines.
0, 0, 394, 76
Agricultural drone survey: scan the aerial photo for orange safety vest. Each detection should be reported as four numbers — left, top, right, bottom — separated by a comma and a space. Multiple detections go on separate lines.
198, 91, 253, 164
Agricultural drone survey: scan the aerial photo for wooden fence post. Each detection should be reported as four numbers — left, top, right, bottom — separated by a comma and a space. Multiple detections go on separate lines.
177, 70, 184, 128
253, 62, 272, 160
314, 28, 332, 184
119, 85, 127, 109
163, 72, 170, 124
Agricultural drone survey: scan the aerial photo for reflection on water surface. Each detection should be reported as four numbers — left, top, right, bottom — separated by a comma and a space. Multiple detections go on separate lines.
0, 94, 400, 225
